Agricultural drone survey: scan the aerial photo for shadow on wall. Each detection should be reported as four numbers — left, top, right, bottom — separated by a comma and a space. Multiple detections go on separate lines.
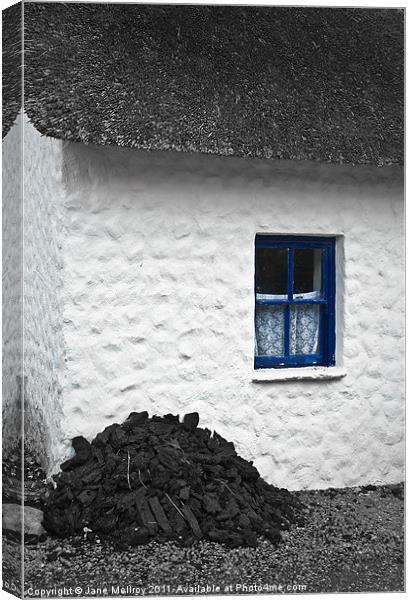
3, 374, 50, 470
2, 375, 23, 464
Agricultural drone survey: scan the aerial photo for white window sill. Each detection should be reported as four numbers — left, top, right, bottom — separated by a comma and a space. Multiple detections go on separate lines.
252, 366, 347, 382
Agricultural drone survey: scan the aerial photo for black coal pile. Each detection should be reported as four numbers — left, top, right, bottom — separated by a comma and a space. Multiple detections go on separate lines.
43, 412, 301, 548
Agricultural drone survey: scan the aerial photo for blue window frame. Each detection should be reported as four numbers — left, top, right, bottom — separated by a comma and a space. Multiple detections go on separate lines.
254, 235, 336, 369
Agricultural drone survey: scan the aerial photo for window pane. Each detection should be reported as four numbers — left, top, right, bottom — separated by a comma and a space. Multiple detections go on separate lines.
293, 248, 323, 298
255, 305, 285, 356
290, 304, 320, 355
255, 248, 288, 295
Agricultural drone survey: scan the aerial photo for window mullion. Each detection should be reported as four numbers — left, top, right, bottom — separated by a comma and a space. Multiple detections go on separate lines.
288, 248, 294, 300
284, 248, 294, 357
284, 306, 290, 357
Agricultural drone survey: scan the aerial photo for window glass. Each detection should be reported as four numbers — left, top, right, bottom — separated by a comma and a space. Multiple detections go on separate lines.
255, 305, 285, 356
255, 248, 288, 295
289, 304, 320, 355
293, 248, 323, 299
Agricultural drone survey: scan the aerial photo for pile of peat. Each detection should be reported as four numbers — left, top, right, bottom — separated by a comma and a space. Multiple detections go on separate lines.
43, 412, 301, 548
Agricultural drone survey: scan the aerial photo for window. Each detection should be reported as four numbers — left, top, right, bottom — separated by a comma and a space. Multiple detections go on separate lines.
254, 235, 336, 369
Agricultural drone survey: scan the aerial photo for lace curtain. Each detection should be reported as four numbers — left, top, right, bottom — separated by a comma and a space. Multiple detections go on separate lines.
255, 293, 320, 356
290, 304, 320, 355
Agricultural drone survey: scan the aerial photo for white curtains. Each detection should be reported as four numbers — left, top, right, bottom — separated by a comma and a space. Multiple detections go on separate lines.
255, 306, 285, 356
289, 304, 320, 355
255, 293, 320, 357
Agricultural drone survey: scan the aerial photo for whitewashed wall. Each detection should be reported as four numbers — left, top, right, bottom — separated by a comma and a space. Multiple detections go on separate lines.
2, 113, 23, 456
22, 116, 66, 467
57, 142, 404, 490
2, 115, 66, 467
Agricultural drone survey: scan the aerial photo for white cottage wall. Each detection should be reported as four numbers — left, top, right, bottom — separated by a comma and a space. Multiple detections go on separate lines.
3, 112, 23, 455
3, 115, 66, 467
23, 115, 65, 466
58, 142, 404, 490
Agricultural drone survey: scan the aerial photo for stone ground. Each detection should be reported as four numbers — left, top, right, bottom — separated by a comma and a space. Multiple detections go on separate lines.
3, 483, 404, 596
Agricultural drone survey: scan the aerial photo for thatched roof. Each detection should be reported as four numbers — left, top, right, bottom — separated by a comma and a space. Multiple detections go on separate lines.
2, 3, 22, 136
5, 3, 405, 164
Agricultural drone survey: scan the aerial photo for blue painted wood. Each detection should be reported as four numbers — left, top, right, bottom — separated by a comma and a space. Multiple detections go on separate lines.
284, 305, 290, 357
254, 234, 336, 369
287, 248, 294, 301
284, 248, 292, 357
326, 243, 336, 366
256, 236, 335, 250
256, 299, 327, 306
255, 354, 323, 369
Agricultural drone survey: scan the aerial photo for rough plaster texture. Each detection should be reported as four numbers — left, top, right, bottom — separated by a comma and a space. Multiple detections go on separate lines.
58, 142, 404, 490
2, 114, 65, 467
2, 112, 22, 455
23, 115, 65, 468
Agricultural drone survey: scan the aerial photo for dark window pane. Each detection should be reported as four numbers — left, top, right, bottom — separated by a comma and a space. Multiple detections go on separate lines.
290, 304, 321, 355
255, 305, 285, 356
255, 248, 288, 295
293, 248, 323, 297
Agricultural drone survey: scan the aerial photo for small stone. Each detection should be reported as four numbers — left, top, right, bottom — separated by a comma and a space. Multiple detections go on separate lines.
46, 551, 58, 562
2, 504, 46, 543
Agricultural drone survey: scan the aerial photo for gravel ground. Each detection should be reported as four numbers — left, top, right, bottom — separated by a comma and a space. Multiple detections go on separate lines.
8, 484, 404, 596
